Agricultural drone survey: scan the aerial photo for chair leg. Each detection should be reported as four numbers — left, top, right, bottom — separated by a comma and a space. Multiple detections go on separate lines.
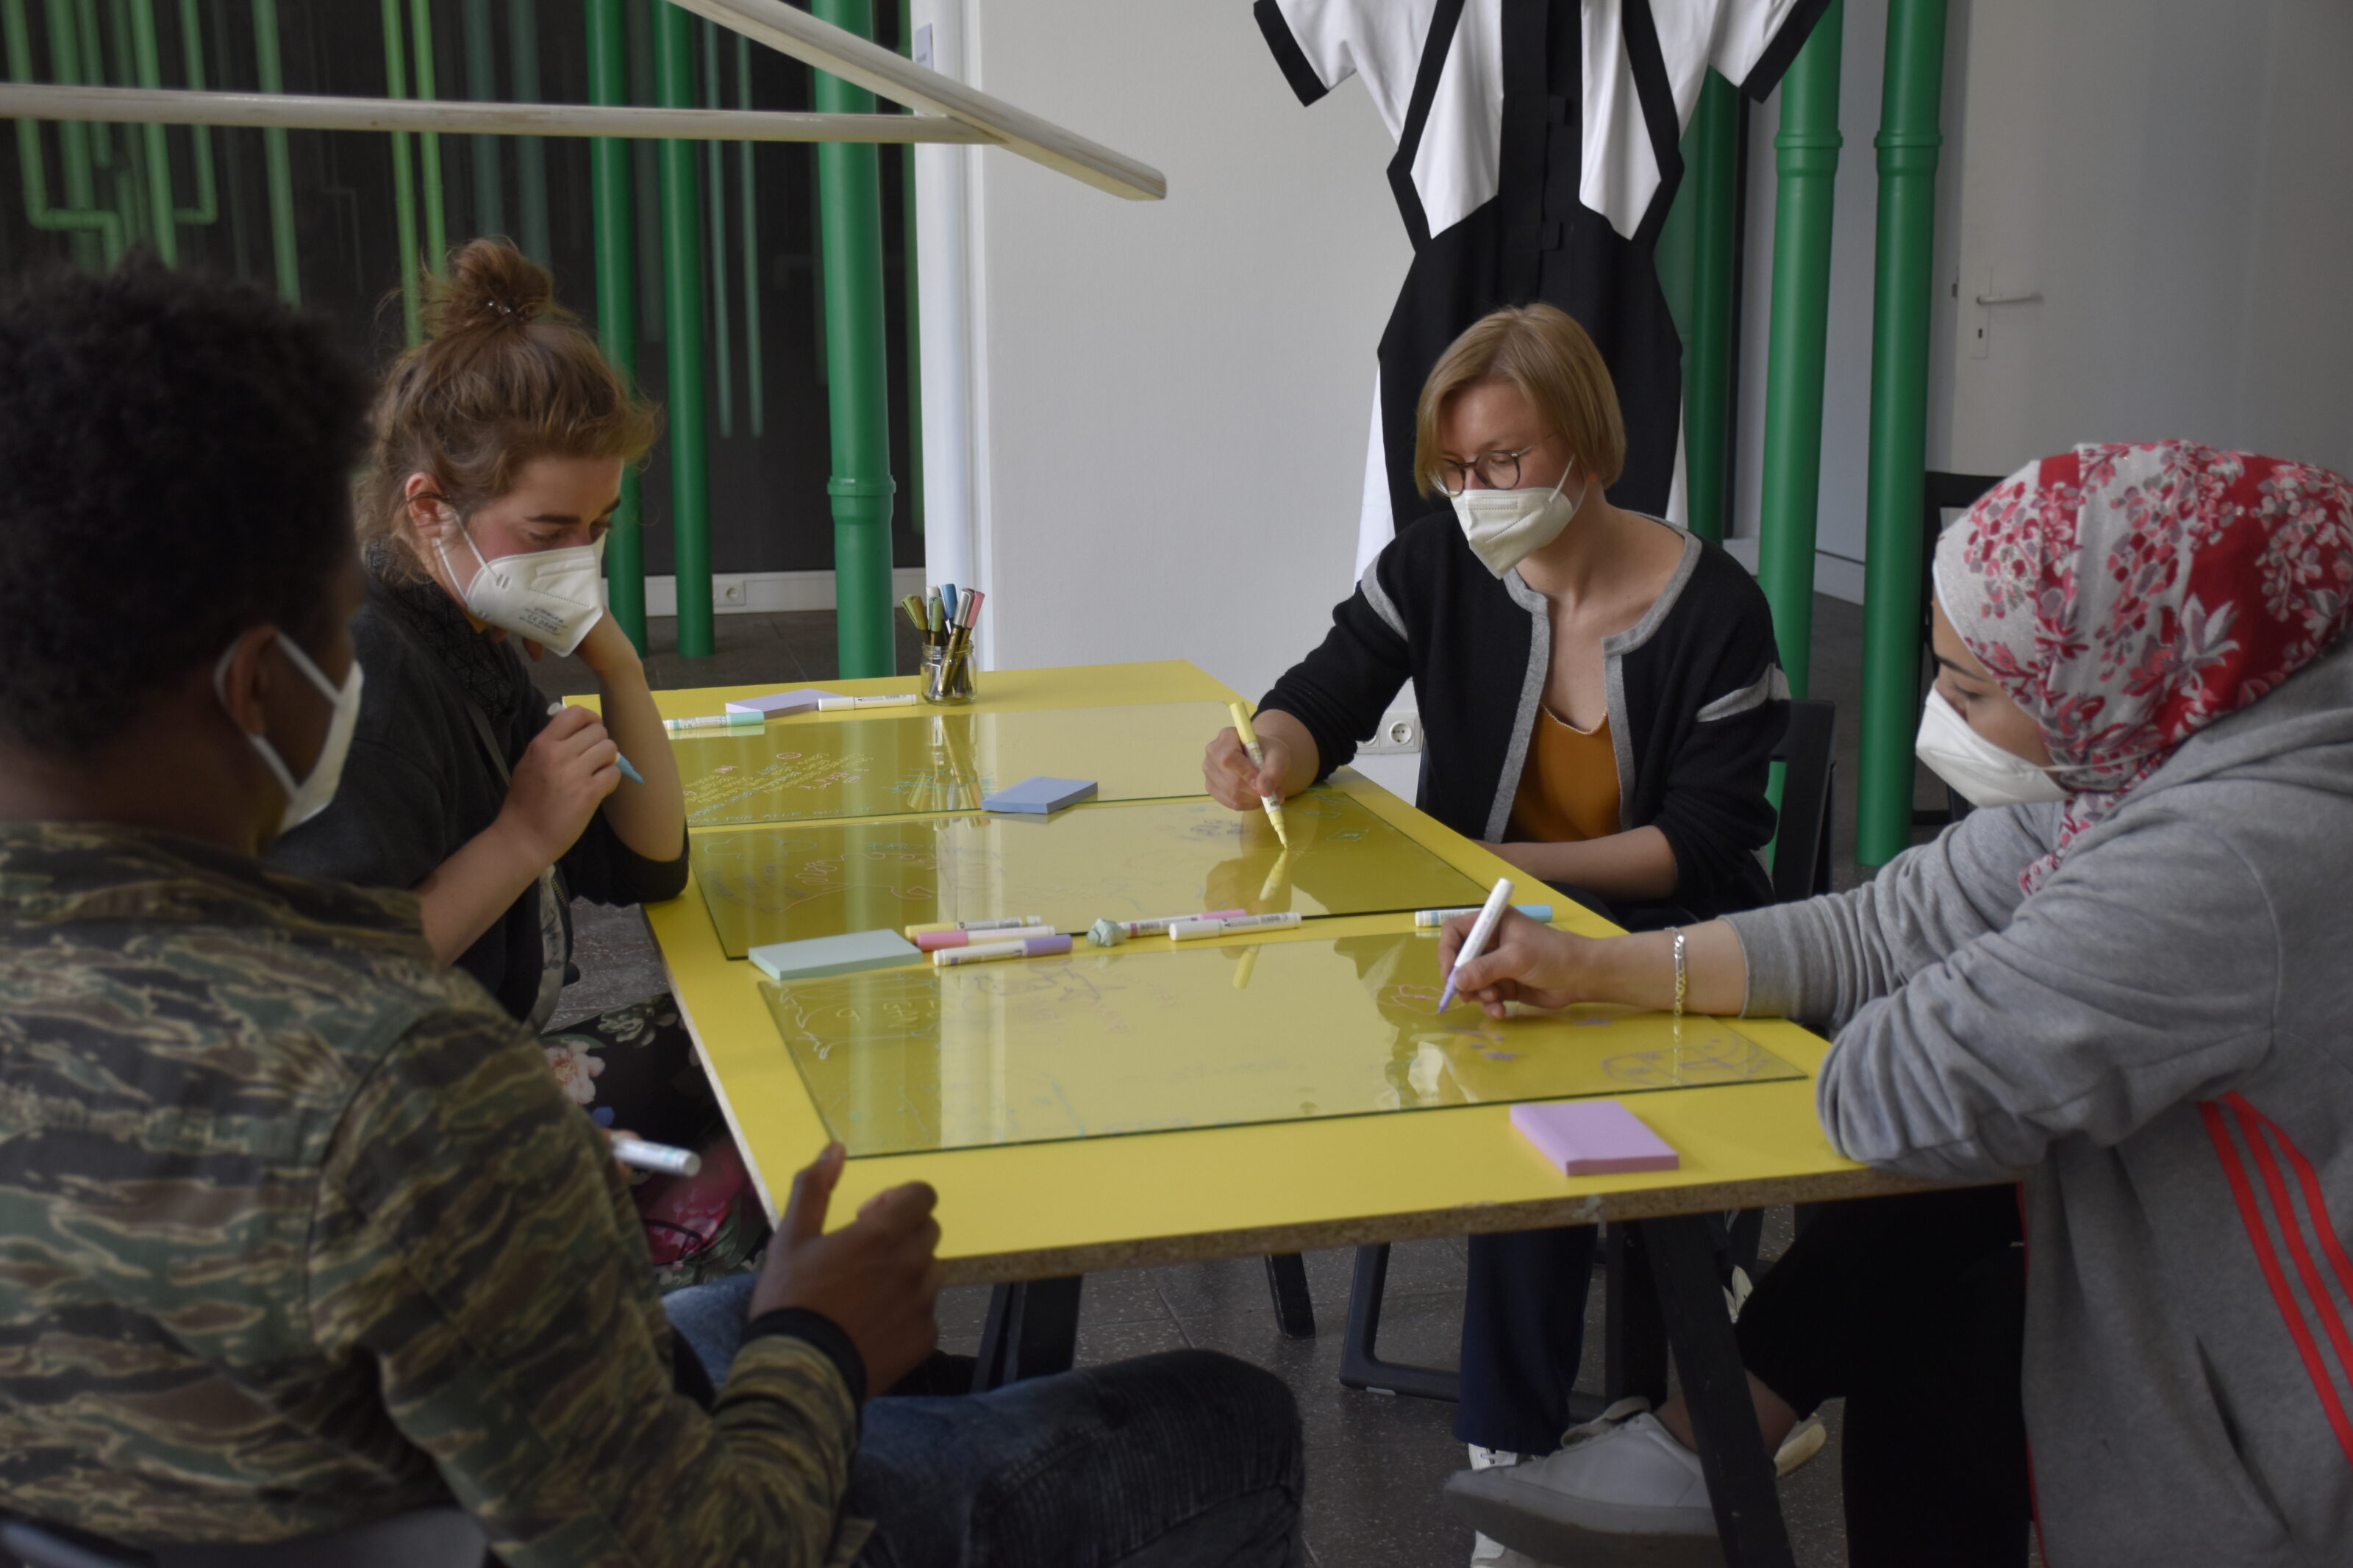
1338, 1243, 1460, 1400
1262, 1253, 1316, 1339
973, 1276, 1084, 1392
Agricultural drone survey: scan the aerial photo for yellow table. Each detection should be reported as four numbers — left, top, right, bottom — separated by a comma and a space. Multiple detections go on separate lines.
640, 659, 1926, 1281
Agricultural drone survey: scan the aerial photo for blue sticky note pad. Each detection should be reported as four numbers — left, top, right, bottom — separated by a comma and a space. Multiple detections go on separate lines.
749, 929, 919, 981
982, 776, 1099, 815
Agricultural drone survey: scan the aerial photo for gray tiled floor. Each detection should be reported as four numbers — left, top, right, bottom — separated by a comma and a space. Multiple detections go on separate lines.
549, 600, 1918, 1566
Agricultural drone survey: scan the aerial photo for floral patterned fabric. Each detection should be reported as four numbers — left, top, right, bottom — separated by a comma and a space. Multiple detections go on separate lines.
1935, 441, 2353, 893
540, 992, 768, 1292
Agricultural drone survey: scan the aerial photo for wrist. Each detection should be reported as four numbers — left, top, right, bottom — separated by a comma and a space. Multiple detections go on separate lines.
491, 803, 561, 876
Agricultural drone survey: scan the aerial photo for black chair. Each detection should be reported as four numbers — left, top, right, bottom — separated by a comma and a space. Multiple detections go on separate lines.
1913, 472, 2004, 834
0, 1509, 487, 1568
1332, 698, 1841, 1410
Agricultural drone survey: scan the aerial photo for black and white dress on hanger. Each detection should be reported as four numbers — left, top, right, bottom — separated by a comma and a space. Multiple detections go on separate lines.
1254, 0, 1832, 572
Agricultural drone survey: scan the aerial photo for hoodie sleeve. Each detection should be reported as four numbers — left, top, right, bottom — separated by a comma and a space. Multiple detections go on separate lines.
1756, 806, 2280, 1185
1644, 574, 1788, 904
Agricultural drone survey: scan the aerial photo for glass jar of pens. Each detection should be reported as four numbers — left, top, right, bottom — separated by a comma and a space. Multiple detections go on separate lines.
910, 584, 983, 706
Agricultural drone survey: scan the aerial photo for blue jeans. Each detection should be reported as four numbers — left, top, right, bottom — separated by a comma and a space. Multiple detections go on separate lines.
666, 1276, 1305, 1567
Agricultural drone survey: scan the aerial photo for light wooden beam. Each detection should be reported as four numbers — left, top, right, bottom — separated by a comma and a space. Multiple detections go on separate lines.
676, 0, 1165, 201
0, 82, 993, 143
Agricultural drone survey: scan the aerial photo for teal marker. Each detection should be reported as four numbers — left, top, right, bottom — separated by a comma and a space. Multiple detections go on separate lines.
547, 702, 645, 784
1414, 902, 1552, 928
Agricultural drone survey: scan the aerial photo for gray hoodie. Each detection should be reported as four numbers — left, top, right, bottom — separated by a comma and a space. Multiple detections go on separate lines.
1727, 639, 2353, 1566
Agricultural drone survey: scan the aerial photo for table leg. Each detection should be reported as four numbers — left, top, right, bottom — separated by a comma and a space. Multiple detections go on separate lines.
1638, 1215, 1794, 1568
1263, 1253, 1318, 1339
972, 1276, 1083, 1392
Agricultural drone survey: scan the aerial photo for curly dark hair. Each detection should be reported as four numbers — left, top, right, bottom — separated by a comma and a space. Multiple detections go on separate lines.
0, 257, 370, 756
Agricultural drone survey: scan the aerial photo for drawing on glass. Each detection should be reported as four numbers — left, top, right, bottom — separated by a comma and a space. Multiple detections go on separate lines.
674, 701, 1232, 826
759, 931, 1802, 1156
690, 788, 1491, 958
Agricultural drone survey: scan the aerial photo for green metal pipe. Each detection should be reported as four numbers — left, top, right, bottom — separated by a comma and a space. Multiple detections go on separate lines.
168, 0, 213, 224
379, 0, 419, 340
1682, 71, 1739, 543
1752, 0, 1842, 702
701, 15, 730, 440
4, 0, 125, 259
653, 0, 713, 658
1856, 0, 1949, 867
736, 29, 761, 437
251, 0, 296, 301
407, 0, 446, 268
586, 0, 643, 649
124, 0, 175, 259
813, 0, 896, 678
42, 0, 101, 267
897, 0, 920, 534
462, 0, 502, 239
506, 0, 549, 265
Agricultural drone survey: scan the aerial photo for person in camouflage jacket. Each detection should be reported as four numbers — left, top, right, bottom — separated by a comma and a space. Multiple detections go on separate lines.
0, 261, 1303, 1565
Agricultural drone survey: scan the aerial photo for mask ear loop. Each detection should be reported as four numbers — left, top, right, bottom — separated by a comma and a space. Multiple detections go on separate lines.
212, 637, 304, 803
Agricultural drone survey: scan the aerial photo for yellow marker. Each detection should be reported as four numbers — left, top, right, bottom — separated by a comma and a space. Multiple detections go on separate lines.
1227, 701, 1291, 849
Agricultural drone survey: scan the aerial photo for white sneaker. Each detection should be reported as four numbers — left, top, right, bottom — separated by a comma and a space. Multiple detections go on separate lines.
1467, 1447, 1524, 1566
1443, 1399, 1723, 1567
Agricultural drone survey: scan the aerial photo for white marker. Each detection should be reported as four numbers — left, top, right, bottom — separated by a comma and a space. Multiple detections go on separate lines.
818, 693, 920, 712
611, 1136, 702, 1177
1168, 912, 1302, 942
1415, 902, 1552, 928
663, 711, 763, 733
1438, 876, 1516, 1012
933, 933, 1074, 967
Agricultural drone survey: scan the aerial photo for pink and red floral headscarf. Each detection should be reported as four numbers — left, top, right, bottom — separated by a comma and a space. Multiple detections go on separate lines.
1935, 441, 2353, 893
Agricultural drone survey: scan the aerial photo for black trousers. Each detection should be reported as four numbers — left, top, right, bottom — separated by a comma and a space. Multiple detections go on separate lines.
1457, 1225, 1601, 1453
1738, 1186, 2031, 1568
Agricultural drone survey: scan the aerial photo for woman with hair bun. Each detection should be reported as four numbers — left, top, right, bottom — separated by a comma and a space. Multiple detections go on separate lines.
272, 239, 759, 1288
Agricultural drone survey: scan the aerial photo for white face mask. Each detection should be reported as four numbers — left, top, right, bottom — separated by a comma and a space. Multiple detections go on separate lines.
1914, 688, 2068, 808
440, 520, 607, 656
213, 633, 365, 836
1449, 462, 1587, 578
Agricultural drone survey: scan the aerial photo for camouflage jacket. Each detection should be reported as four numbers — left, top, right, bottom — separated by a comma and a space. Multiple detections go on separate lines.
0, 823, 860, 1565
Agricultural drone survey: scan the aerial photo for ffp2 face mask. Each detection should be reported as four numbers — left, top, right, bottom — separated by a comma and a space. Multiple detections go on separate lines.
1449, 463, 1587, 577
440, 521, 607, 656
1914, 688, 2068, 808
213, 633, 365, 837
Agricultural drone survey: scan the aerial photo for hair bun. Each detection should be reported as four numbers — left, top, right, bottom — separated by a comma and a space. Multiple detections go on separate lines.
429, 237, 560, 336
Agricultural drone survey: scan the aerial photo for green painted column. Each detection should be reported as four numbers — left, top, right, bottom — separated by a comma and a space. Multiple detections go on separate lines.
379, 0, 420, 341
507, 0, 551, 265
251, 0, 298, 301
1753, 0, 1842, 702
652, 0, 713, 657
462, 0, 501, 239
407, 0, 446, 268
1682, 71, 1740, 544
586, 0, 644, 649
813, 0, 897, 679
1856, 0, 1949, 866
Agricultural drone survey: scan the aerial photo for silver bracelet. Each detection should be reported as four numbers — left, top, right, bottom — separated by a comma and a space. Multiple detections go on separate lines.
1670, 928, 1688, 1021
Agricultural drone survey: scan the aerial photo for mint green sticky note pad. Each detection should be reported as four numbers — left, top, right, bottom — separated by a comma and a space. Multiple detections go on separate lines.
749, 929, 920, 981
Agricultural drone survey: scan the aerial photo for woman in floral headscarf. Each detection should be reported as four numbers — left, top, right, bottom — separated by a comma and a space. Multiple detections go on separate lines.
1433, 443, 2353, 1568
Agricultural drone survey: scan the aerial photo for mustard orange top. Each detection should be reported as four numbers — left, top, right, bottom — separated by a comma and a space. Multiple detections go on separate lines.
1510, 706, 1622, 843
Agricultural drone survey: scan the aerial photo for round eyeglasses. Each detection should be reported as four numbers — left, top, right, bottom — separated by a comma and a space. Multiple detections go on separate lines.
1437, 442, 1545, 498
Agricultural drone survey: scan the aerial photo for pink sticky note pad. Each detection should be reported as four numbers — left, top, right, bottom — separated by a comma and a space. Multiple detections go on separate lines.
1510, 1100, 1679, 1176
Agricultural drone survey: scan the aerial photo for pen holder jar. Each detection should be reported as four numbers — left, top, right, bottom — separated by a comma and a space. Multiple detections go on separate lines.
921, 642, 977, 706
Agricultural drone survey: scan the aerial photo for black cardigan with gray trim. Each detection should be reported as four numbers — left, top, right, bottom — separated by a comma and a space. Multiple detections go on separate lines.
1260, 513, 1788, 921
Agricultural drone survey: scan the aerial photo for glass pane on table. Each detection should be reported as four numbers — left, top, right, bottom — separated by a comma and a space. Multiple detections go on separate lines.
759, 931, 1802, 1156
690, 788, 1492, 958
676, 701, 1233, 826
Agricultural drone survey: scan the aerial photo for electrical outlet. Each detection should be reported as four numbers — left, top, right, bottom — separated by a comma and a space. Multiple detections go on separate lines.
1359, 711, 1423, 755
715, 576, 749, 609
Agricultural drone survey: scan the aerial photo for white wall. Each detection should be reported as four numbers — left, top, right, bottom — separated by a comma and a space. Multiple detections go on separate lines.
1943, 0, 2353, 478
1730, 0, 2353, 603
934, 0, 1410, 707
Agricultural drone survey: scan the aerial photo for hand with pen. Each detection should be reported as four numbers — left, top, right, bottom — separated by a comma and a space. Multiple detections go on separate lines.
1203, 705, 1317, 815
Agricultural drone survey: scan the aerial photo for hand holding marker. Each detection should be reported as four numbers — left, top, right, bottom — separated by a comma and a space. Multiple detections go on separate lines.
1438, 877, 1516, 1012
547, 702, 643, 784
1227, 702, 1291, 849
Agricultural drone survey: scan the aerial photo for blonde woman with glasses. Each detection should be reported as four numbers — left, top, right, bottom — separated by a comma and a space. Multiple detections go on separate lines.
1201, 302, 1789, 1553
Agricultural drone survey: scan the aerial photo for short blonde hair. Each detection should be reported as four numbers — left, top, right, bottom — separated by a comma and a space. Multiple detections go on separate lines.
1413, 303, 1627, 497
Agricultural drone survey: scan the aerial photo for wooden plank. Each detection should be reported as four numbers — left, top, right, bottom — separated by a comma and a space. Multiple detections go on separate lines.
0, 82, 992, 144
679, 0, 1166, 201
